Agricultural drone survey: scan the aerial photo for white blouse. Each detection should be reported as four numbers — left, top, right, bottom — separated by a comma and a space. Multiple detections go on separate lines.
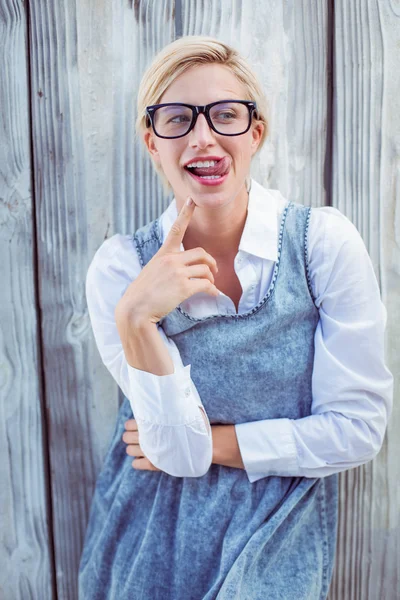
85, 179, 394, 481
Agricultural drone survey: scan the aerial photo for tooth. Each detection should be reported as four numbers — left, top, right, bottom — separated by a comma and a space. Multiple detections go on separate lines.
186, 159, 218, 168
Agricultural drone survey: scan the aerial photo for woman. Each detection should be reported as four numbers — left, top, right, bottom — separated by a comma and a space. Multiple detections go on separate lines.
79, 36, 393, 599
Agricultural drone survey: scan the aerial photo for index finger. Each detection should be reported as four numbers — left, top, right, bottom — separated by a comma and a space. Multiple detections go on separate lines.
159, 196, 196, 253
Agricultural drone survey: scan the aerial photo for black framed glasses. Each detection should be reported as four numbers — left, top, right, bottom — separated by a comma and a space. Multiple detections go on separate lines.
145, 100, 258, 139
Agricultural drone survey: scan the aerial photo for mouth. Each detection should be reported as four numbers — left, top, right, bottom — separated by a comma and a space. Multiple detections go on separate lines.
183, 156, 231, 187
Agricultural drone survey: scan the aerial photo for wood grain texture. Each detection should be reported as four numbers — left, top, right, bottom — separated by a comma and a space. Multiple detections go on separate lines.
0, 0, 54, 598
27, 0, 93, 595
28, 1, 176, 598
329, 1, 399, 598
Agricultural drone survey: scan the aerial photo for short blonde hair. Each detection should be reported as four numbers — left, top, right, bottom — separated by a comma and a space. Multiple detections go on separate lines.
136, 35, 269, 192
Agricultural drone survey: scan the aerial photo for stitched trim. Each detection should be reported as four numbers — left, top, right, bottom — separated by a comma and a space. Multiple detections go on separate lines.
304, 206, 318, 307
132, 219, 162, 268
131, 234, 144, 268
318, 479, 330, 600
174, 200, 294, 323
135, 234, 160, 248
154, 217, 163, 245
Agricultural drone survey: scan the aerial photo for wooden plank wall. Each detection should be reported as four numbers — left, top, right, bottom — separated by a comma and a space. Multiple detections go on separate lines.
0, 1, 55, 598
330, 2, 400, 598
0, 0, 397, 598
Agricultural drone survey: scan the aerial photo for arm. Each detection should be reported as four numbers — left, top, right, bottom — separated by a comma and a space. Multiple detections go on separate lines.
234, 207, 394, 482
115, 313, 211, 434
86, 233, 212, 477
211, 424, 245, 469
116, 312, 175, 375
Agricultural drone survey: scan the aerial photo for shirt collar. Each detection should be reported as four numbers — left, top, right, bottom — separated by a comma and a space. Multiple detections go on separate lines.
160, 178, 287, 262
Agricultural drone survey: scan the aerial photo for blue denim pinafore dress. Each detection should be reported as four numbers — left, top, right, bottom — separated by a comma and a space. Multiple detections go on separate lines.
78, 200, 338, 599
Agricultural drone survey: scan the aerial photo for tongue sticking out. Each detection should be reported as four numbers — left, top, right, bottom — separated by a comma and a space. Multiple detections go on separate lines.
189, 156, 231, 177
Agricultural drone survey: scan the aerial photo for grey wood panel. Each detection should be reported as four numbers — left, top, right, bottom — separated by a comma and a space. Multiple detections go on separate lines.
330, 1, 399, 598
27, 0, 94, 595
0, 0, 54, 598
28, 0, 176, 598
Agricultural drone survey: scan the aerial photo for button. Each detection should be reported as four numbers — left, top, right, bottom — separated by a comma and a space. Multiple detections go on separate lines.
184, 387, 191, 397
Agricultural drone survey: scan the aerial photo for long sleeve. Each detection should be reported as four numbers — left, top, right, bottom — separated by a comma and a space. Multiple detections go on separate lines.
235, 208, 394, 482
85, 233, 212, 477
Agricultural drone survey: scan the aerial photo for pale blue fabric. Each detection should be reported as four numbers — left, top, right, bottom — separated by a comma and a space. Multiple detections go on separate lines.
78, 200, 338, 599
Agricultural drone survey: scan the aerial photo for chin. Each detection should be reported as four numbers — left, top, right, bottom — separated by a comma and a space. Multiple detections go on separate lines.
192, 188, 237, 209
171, 172, 241, 207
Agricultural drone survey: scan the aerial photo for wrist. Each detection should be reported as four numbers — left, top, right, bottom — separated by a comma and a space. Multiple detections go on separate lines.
115, 303, 153, 331
211, 425, 245, 470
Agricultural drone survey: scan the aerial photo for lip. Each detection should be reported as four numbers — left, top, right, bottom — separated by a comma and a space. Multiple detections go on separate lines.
183, 155, 225, 167
185, 167, 230, 187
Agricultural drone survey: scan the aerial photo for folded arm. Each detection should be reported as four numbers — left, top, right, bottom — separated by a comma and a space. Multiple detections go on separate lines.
235, 207, 393, 481
85, 233, 212, 478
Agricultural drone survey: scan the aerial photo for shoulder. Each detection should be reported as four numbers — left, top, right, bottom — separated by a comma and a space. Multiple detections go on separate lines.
305, 206, 376, 305
307, 205, 367, 262
86, 233, 141, 298
278, 196, 363, 257
92, 233, 132, 259
88, 233, 139, 271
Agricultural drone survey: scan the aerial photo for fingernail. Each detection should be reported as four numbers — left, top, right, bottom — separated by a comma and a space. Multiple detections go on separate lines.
186, 196, 194, 206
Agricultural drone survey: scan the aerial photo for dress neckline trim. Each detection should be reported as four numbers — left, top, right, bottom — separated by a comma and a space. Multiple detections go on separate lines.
154, 200, 294, 323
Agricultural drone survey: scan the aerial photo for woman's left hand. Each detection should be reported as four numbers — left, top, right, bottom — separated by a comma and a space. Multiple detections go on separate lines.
211, 425, 245, 470
123, 419, 162, 471
122, 420, 245, 472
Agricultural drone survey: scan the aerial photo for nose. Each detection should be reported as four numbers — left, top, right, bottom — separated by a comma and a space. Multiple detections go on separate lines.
188, 113, 216, 149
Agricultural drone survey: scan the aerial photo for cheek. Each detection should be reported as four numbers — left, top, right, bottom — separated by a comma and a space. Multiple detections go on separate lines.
236, 146, 252, 168
232, 137, 252, 163
158, 146, 182, 172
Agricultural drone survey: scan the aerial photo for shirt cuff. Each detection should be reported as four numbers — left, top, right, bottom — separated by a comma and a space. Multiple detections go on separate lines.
127, 362, 203, 425
235, 418, 298, 482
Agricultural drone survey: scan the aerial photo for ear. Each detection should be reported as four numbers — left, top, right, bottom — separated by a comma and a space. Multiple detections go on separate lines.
250, 122, 264, 156
143, 130, 161, 166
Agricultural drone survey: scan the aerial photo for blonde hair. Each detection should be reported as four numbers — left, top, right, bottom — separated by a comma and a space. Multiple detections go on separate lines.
136, 36, 269, 192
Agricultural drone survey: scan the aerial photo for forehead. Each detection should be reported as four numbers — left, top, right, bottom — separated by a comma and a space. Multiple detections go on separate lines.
159, 63, 247, 105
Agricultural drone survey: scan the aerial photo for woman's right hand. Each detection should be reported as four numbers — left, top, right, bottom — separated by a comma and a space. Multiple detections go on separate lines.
115, 196, 219, 326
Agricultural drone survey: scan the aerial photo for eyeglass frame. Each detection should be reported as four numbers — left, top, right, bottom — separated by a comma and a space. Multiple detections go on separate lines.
145, 99, 258, 139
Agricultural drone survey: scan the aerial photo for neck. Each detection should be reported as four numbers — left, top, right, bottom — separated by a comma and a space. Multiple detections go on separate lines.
179, 185, 249, 261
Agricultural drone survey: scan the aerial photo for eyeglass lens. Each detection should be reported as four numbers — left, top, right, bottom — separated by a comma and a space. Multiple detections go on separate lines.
153, 102, 251, 137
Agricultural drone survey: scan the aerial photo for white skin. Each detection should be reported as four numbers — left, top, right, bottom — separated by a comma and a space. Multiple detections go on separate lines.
122, 63, 264, 471
143, 63, 264, 261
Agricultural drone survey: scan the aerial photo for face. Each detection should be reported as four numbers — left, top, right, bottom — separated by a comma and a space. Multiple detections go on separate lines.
143, 63, 264, 210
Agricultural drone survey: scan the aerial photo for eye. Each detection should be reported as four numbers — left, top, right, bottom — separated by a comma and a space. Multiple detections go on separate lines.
215, 111, 236, 120
168, 114, 191, 124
